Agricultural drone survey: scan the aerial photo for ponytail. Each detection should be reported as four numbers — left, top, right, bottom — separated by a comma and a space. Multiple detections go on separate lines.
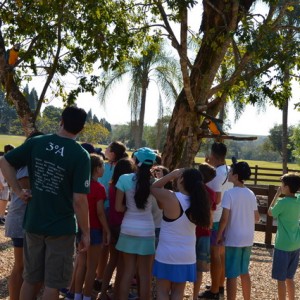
134, 163, 152, 209
182, 169, 210, 227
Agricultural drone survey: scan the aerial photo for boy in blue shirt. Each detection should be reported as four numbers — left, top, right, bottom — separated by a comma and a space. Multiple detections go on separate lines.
268, 173, 300, 300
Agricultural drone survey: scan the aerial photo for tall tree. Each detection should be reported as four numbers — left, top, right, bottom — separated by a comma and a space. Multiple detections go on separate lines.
99, 41, 181, 148
148, 0, 300, 168
0, 0, 147, 135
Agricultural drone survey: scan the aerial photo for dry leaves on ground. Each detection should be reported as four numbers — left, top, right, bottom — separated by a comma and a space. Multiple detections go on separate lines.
1, 226, 300, 299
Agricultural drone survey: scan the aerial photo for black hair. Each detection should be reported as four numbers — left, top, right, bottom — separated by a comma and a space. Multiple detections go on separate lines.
111, 158, 136, 186
153, 165, 173, 190
231, 161, 251, 183
110, 141, 128, 162
281, 173, 300, 194
182, 168, 210, 227
90, 153, 104, 176
61, 106, 87, 134
134, 158, 153, 209
81, 143, 95, 154
155, 155, 162, 165
4, 144, 15, 153
211, 142, 227, 160
198, 163, 216, 183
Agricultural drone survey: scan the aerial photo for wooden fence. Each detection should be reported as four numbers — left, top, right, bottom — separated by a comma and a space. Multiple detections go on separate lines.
248, 165, 300, 185
247, 184, 277, 247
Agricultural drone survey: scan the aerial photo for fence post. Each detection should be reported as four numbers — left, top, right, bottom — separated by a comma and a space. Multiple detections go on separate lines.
254, 165, 258, 185
264, 185, 276, 247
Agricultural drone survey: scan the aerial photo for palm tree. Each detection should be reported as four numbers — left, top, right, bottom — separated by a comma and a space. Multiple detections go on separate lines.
277, 1, 300, 173
99, 42, 182, 148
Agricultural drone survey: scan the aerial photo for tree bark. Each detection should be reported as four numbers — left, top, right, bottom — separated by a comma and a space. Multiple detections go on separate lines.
136, 76, 149, 148
282, 92, 288, 174
162, 0, 255, 169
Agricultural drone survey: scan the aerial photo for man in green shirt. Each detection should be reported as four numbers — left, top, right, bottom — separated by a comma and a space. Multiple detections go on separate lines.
0, 106, 91, 300
268, 173, 300, 300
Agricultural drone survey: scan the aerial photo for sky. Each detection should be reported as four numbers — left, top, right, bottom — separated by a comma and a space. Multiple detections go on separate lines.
42, 1, 300, 137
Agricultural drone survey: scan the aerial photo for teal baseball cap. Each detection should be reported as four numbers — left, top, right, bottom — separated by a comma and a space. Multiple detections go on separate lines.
134, 147, 156, 166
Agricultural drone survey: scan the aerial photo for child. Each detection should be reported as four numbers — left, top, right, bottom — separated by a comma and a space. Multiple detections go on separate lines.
268, 173, 300, 300
200, 142, 232, 300
193, 163, 217, 300
74, 154, 110, 300
98, 158, 136, 300
115, 147, 157, 300
216, 161, 259, 300
151, 168, 211, 300
0, 144, 15, 225
94, 141, 128, 290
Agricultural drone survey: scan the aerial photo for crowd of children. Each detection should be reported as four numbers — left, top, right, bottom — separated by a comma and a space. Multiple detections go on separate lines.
2, 139, 300, 300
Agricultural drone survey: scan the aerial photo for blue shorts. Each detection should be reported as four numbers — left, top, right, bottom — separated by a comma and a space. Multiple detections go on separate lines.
211, 222, 224, 246
77, 228, 103, 246
153, 260, 196, 283
272, 248, 300, 281
12, 237, 23, 248
196, 236, 210, 272
225, 246, 251, 278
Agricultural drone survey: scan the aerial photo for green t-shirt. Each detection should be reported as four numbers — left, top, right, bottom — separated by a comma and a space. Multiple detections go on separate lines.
5, 134, 90, 236
271, 196, 300, 251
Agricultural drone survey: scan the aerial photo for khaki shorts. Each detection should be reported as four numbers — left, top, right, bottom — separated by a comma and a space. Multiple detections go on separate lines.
0, 186, 9, 200
23, 232, 75, 289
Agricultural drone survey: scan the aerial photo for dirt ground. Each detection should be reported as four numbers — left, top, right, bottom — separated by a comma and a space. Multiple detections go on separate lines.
1, 226, 300, 299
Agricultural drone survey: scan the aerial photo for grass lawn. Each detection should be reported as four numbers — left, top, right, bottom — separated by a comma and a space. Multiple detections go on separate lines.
1, 135, 299, 173
0, 134, 26, 151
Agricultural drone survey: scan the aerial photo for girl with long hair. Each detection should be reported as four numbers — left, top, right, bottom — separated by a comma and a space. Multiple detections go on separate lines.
115, 147, 157, 300
98, 158, 136, 300
151, 168, 211, 300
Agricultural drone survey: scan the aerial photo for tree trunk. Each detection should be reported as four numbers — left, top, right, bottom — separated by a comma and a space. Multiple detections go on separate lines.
136, 77, 148, 148
162, 0, 255, 169
0, 27, 35, 136
282, 96, 288, 174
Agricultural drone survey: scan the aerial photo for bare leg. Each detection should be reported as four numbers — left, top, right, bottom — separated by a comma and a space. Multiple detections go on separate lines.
96, 246, 109, 281
277, 280, 286, 300
83, 245, 101, 297
9, 247, 24, 300
42, 286, 59, 300
219, 246, 225, 289
20, 281, 42, 300
240, 273, 251, 300
286, 278, 295, 300
118, 252, 136, 300
74, 252, 87, 294
137, 255, 153, 300
170, 282, 186, 300
193, 271, 203, 300
0, 199, 8, 217
210, 246, 221, 294
156, 279, 171, 300
99, 245, 119, 299
226, 277, 237, 300
114, 251, 125, 300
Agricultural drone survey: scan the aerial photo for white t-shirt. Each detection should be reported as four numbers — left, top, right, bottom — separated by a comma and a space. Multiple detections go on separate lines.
116, 173, 155, 237
206, 164, 233, 222
0, 156, 8, 187
222, 187, 258, 247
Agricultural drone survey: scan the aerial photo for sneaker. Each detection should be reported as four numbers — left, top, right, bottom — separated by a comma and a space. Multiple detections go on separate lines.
93, 280, 102, 291
128, 292, 138, 300
59, 288, 69, 297
205, 286, 224, 296
198, 290, 219, 299
65, 291, 74, 300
